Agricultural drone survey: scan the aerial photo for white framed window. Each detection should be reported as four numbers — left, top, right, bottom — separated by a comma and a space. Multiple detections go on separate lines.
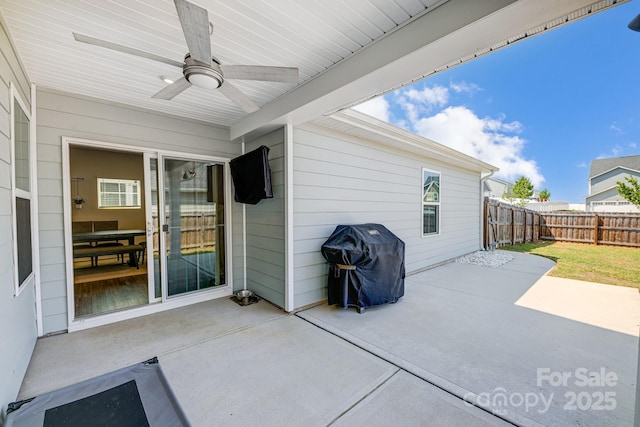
422, 168, 440, 236
97, 178, 141, 208
11, 84, 35, 294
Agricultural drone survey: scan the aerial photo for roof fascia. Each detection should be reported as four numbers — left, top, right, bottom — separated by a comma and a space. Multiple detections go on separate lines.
587, 185, 624, 199
591, 165, 640, 180
314, 109, 498, 173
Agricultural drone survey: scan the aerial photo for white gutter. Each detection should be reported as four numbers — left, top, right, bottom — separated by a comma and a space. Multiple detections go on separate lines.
480, 170, 497, 250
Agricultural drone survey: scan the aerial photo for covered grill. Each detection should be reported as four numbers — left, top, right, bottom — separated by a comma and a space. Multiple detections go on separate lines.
321, 224, 405, 313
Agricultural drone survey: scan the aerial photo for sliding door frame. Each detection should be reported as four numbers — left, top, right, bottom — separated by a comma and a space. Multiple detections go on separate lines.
62, 137, 234, 332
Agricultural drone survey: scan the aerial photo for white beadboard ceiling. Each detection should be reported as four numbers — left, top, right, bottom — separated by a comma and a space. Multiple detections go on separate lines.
0, 0, 441, 124
0, 0, 625, 138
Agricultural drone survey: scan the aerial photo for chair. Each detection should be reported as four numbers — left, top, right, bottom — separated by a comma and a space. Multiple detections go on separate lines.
93, 220, 124, 265
72, 221, 95, 266
139, 241, 147, 264
72, 221, 93, 234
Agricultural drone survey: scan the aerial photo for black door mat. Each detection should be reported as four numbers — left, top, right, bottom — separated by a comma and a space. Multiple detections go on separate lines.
43, 380, 149, 427
5, 358, 190, 427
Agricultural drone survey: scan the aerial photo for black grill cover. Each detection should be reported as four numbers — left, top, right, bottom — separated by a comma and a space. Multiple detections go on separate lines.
321, 224, 405, 311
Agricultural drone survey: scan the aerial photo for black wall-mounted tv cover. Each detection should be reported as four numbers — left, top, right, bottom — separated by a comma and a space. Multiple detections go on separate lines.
229, 145, 273, 204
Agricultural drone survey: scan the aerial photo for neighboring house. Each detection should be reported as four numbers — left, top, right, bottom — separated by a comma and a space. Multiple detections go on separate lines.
483, 177, 540, 203
0, 0, 621, 419
483, 177, 513, 200
586, 155, 640, 212
525, 201, 586, 212
423, 175, 440, 202
485, 177, 585, 212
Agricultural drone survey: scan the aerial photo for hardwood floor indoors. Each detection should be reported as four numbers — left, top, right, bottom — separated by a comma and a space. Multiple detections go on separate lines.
74, 256, 149, 317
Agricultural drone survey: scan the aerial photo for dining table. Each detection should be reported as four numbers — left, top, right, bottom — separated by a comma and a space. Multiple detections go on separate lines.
72, 229, 146, 266
72, 229, 146, 245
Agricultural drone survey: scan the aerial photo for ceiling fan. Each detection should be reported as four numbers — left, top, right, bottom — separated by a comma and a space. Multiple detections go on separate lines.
73, 0, 299, 113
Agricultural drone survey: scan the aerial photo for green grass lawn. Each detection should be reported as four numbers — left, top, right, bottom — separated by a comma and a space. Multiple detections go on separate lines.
501, 241, 640, 289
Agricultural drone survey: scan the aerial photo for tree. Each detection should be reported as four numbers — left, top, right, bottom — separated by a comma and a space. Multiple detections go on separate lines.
538, 188, 551, 202
616, 176, 640, 208
502, 188, 516, 205
512, 176, 534, 207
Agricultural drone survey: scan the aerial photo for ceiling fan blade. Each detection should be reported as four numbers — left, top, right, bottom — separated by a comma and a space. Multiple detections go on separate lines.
73, 33, 183, 68
151, 77, 192, 100
174, 0, 212, 65
629, 13, 640, 32
220, 65, 299, 83
218, 82, 260, 113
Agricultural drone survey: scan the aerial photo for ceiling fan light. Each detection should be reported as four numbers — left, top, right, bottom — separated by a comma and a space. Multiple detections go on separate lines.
187, 72, 222, 89
183, 53, 223, 89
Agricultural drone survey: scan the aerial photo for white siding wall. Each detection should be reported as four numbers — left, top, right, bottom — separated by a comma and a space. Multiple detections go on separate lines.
292, 124, 483, 308
590, 168, 640, 199
36, 87, 241, 334
0, 17, 36, 420
587, 186, 622, 203
243, 128, 286, 307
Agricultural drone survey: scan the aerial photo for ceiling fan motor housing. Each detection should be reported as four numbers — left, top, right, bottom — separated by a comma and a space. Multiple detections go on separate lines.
183, 53, 223, 89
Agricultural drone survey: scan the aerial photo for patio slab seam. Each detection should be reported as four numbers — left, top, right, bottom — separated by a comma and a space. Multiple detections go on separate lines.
294, 312, 531, 427
319, 368, 402, 427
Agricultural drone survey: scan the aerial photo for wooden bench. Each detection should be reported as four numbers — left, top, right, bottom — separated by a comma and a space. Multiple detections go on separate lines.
73, 244, 144, 269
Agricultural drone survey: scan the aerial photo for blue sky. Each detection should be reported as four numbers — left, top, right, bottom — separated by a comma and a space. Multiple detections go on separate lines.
354, 1, 640, 203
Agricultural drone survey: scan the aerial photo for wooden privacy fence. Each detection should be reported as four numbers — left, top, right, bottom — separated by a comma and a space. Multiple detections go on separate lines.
484, 198, 539, 249
539, 211, 640, 247
484, 198, 640, 248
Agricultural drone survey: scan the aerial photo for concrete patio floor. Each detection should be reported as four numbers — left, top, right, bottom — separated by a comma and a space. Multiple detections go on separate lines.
17, 251, 639, 426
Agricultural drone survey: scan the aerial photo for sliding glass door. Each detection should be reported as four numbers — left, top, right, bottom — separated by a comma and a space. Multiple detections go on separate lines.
160, 157, 226, 298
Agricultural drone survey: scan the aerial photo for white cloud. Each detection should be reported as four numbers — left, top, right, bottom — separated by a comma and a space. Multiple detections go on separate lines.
597, 147, 621, 159
576, 162, 588, 168
395, 85, 450, 123
354, 82, 545, 189
403, 85, 449, 106
610, 122, 624, 135
450, 81, 481, 95
352, 96, 390, 122
611, 145, 623, 157
596, 144, 637, 159
412, 106, 545, 188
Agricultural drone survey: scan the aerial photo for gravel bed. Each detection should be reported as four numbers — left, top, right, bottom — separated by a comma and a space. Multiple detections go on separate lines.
455, 250, 513, 268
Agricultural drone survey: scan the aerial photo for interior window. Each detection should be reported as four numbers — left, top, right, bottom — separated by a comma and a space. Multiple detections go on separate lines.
422, 168, 440, 236
98, 178, 141, 208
